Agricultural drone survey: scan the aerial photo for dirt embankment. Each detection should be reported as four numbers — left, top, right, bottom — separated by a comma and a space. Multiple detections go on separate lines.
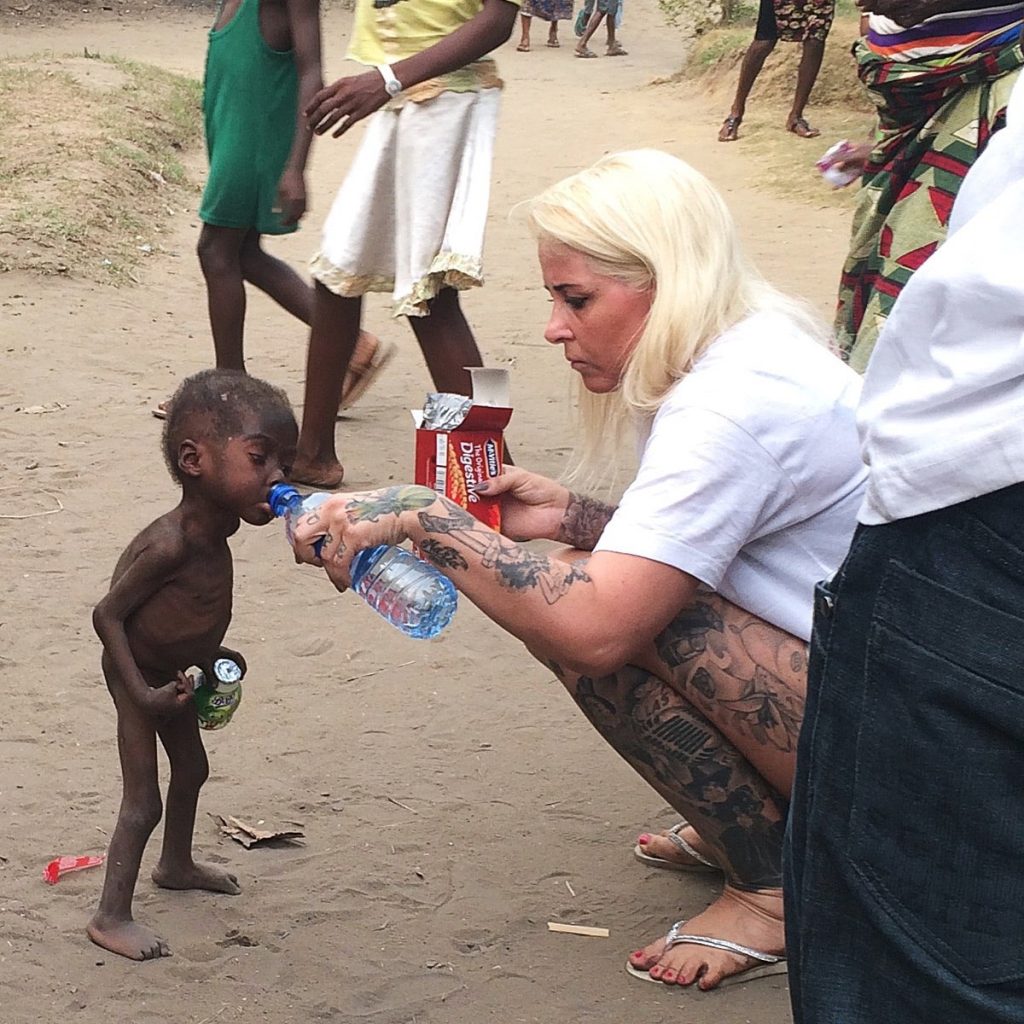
0, 54, 200, 280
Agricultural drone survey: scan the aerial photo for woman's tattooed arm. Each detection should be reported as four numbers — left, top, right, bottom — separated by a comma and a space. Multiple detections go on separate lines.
414, 501, 591, 605
556, 493, 616, 550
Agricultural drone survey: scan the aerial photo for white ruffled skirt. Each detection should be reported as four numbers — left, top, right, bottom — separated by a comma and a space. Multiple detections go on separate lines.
310, 87, 501, 318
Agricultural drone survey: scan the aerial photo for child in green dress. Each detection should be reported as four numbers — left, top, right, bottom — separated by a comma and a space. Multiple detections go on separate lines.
155, 0, 388, 417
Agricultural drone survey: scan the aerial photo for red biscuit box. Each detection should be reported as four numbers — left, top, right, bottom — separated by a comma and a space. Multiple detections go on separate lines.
413, 368, 512, 531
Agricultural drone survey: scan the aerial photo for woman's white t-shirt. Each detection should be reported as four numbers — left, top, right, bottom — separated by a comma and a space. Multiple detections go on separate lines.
594, 310, 867, 642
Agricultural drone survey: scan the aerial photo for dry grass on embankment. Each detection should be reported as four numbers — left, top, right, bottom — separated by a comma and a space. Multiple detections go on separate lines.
0, 54, 201, 281
661, 3, 877, 207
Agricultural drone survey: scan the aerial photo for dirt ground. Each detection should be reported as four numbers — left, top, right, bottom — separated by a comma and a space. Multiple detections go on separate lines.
0, 3, 858, 1022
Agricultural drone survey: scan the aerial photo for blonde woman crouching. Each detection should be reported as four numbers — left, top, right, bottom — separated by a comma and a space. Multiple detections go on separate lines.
291, 150, 867, 991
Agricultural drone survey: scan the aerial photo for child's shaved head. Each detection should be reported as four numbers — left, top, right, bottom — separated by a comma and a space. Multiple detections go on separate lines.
162, 369, 296, 482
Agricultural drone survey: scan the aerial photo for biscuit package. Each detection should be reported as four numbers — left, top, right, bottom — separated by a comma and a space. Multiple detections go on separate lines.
413, 368, 512, 531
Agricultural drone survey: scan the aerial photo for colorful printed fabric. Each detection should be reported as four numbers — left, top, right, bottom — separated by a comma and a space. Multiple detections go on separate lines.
835, 35, 1023, 371
522, 0, 573, 19
867, 4, 1024, 62
773, 0, 835, 42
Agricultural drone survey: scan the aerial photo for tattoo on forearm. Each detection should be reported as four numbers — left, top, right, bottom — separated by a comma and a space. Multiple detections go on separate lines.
557, 493, 617, 551
482, 545, 591, 604
418, 539, 469, 572
418, 505, 479, 535
417, 502, 591, 605
347, 485, 436, 524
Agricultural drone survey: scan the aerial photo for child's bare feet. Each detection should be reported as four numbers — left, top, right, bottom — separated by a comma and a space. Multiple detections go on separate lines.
627, 886, 785, 990
152, 860, 241, 895
288, 456, 345, 489
87, 914, 172, 961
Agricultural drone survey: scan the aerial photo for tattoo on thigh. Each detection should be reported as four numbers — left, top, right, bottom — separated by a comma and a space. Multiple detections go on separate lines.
654, 597, 805, 754
655, 598, 725, 668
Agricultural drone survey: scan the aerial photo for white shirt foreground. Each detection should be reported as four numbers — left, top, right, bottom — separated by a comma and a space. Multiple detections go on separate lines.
858, 72, 1024, 525
596, 309, 867, 642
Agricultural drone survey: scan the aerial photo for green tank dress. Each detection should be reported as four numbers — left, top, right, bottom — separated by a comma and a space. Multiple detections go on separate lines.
199, 0, 299, 234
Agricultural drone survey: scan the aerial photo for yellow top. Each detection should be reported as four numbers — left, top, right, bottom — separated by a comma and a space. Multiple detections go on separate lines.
348, 0, 519, 99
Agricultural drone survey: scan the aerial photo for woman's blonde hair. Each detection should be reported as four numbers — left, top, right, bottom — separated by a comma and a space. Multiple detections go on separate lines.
526, 149, 821, 482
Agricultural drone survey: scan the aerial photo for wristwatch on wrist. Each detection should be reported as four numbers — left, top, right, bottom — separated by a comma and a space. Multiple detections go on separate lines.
376, 63, 403, 99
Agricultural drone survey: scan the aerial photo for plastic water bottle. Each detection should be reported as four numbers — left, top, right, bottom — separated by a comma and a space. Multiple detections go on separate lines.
267, 484, 458, 639
193, 657, 243, 731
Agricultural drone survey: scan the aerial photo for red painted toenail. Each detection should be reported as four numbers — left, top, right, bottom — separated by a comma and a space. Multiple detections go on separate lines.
637, 834, 650, 845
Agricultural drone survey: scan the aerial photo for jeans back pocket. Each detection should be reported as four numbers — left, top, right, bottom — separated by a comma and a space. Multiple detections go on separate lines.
847, 560, 1024, 986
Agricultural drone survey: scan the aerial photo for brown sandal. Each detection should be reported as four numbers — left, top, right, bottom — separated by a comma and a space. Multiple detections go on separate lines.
718, 115, 741, 142
787, 117, 820, 139
339, 332, 395, 411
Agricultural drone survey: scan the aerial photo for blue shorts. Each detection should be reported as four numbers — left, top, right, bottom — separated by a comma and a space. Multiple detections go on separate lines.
786, 483, 1024, 1023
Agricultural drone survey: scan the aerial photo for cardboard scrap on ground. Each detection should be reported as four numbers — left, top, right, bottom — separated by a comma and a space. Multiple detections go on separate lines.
18, 402, 68, 414
547, 922, 609, 938
213, 814, 305, 849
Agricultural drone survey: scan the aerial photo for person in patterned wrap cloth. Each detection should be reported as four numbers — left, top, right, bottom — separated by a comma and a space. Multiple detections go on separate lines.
830, 0, 1023, 370
717, 0, 835, 142
516, 0, 574, 50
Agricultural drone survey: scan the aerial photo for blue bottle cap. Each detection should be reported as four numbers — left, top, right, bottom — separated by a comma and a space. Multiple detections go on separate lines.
267, 483, 303, 518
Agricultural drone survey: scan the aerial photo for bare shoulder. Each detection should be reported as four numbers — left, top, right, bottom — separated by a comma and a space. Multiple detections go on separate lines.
109, 511, 190, 589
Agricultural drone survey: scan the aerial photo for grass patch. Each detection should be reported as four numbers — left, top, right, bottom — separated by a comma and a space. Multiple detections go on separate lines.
0, 54, 201, 281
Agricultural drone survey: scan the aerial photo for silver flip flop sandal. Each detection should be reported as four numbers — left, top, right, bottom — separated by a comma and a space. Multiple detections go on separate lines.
633, 820, 720, 873
625, 923, 787, 989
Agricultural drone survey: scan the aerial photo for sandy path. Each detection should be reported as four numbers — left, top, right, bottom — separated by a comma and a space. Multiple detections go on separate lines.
0, 4, 850, 1022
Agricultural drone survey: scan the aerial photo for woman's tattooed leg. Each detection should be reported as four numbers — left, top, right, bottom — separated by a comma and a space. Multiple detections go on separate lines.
550, 659, 786, 889
647, 590, 806, 799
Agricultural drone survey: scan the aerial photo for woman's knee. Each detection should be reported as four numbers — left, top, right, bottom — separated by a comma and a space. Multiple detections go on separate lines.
527, 644, 582, 696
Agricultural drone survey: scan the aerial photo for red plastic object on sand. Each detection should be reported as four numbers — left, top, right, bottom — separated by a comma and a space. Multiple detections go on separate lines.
42, 854, 105, 885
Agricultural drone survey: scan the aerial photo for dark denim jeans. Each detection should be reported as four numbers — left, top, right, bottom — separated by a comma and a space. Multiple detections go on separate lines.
786, 483, 1024, 1024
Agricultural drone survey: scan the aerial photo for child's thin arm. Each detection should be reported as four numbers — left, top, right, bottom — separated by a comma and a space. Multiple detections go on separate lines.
307, 0, 518, 138
93, 541, 194, 716
390, 0, 518, 92
277, 0, 325, 226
